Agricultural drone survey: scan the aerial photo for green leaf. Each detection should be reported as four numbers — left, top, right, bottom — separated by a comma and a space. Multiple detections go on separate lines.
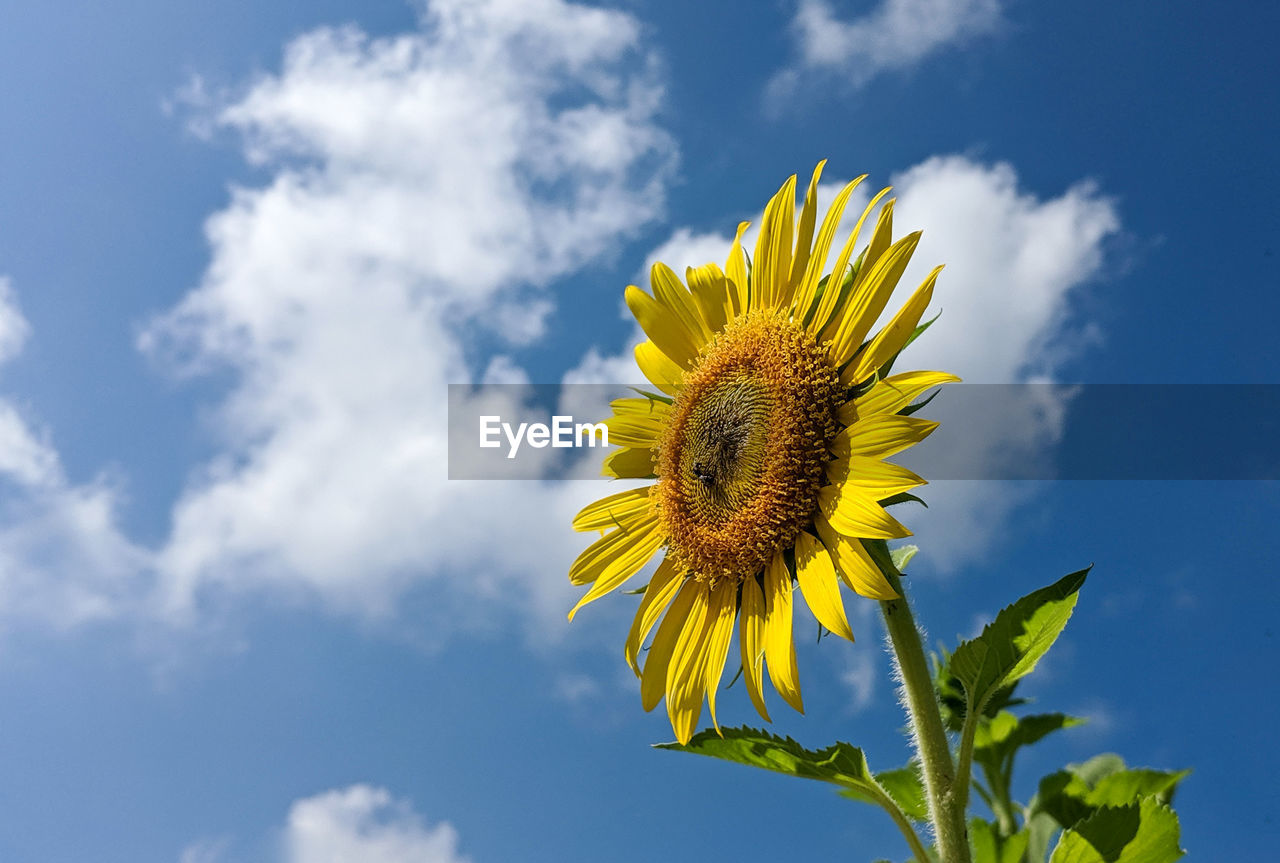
1036, 758, 1191, 831
1086, 770, 1191, 808
1036, 770, 1097, 830
867, 763, 928, 821
1069, 754, 1128, 786
1025, 811, 1060, 863
951, 567, 1090, 713
657, 726, 876, 791
932, 649, 1027, 732
972, 819, 1030, 863
976, 712, 1085, 753
973, 712, 1086, 830
1049, 798, 1184, 863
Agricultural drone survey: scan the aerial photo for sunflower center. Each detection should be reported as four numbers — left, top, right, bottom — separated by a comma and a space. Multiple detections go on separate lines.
655, 311, 842, 582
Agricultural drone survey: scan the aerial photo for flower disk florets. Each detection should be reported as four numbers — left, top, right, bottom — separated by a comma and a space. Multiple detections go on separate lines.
655, 310, 841, 583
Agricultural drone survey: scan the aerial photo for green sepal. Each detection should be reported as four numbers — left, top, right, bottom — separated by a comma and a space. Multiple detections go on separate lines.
628, 386, 673, 405
1048, 797, 1184, 863
878, 310, 942, 378
882, 491, 928, 508
899, 385, 943, 417
891, 544, 920, 572
951, 567, 1090, 715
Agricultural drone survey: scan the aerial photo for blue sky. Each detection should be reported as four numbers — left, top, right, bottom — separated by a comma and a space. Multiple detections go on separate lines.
0, 1, 1276, 861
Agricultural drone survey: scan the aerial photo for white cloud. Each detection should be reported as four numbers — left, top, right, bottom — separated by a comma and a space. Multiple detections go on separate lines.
888, 156, 1118, 383
767, 0, 1004, 104
178, 838, 230, 863
0, 279, 151, 630
841, 650, 878, 713
285, 786, 467, 863
881, 156, 1118, 567
141, 0, 676, 630
180, 785, 468, 863
0, 278, 31, 365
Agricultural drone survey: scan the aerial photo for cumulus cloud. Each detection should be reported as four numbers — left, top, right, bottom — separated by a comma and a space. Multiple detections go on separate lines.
883, 156, 1117, 566
141, 0, 676, 630
767, 0, 1004, 105
284, 785, 468, 863
180, 785, 467, 863
0, 278, 151, 629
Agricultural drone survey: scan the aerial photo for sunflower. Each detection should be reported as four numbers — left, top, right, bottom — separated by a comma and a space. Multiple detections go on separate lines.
568, 162, 957, 743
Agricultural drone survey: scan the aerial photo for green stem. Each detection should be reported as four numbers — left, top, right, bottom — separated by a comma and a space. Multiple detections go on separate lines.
871, 785, 933, 863
954, 705, 981, 813
878, 568, 971, 863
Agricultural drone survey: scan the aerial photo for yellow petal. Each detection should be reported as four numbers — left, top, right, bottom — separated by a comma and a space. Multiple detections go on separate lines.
739, 575, 771, 722
862, 197, 896, 277
828, 231, 921, 367
701, 579, 739, 734
794, 531, 855, 641
826, 456, 926, 499
686, 262, 731, 333
568, 519, 665, 617
840, 371, 961, 425
763, 550, 803, 713
832, 414, 939, 460
602, 446, 656, 478
788, 160, 825, 298
625, 285, 700, 369
666, 581, 713, 744
725, 221, 751, 315
567, 514, 661, 586
817, 486, 911, 539
624, 557, 683, 675
815, 514, 899, 600
753, 175, 796, 311
634, 340, 683, 396
843, 265, 942, 386
641, 579, 699, 712
651, 261, 711, 344
609, 396, 670, 417
792, 175, 866, 321
809, 186, 892, 333
572, 486, 652, 532
603, 414, 666, 448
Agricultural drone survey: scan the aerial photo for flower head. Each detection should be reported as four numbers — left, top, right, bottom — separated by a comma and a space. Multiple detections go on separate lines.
569, 162, 957, 742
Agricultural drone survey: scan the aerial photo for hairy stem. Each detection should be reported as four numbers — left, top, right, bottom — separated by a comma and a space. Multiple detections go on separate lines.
879, 568, 971, 863
954, 706, 981, 813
